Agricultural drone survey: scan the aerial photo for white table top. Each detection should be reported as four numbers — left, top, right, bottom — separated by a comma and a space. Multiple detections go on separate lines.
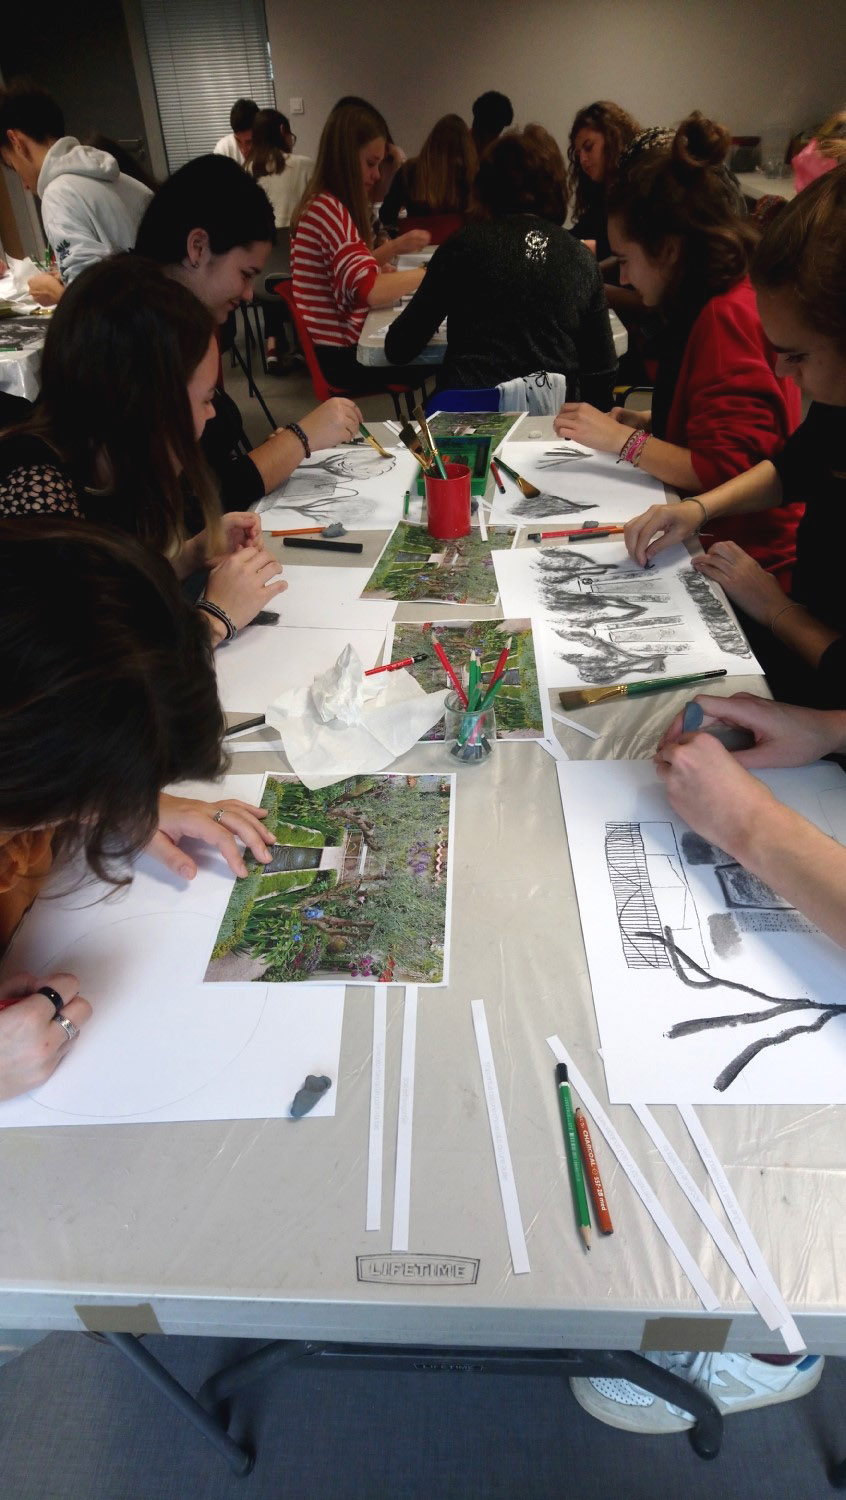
736, 172, 796, 203
358, 305, 627, 368
0, 420, 840, 1355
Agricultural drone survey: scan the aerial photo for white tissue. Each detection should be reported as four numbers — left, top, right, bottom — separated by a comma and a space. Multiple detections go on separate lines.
5, 256, 39, 302
266, 644, 448, 788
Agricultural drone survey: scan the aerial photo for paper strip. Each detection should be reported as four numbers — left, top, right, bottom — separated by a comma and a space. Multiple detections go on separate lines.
634, 1105, 782, 1331
391, 986, 418, 1252
537, 738, 569, 762
551, 710, 600, 742
472, 999, 530, 1274
678, 1106, 805, 1354
223, 739, 286, 754
366, 985, 388, 1232
546, 1038, 720, 1311
476, 503, 488, 543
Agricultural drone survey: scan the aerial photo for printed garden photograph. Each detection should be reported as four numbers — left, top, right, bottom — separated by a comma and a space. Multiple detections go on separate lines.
362, 522, 515, 605
390, 618, 546, 739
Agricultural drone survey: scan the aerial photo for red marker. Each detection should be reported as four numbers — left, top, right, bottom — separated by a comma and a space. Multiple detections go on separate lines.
430, 633, 468, 706
365, 653, 428, 675
490, 458, 506, 494
575, 1108, 614, 1235
527, 525, 625, 541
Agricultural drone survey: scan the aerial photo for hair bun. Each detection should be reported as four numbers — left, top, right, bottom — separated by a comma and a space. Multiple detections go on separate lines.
672, 111, 731, 173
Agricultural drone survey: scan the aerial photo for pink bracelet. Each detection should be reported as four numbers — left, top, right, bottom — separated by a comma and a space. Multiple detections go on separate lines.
617, 429, 650, 466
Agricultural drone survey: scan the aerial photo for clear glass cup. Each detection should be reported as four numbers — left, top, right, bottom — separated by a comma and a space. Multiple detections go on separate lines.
443, 691, 496, 766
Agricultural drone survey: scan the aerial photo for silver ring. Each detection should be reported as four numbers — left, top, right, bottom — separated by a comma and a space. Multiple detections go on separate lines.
213, 809, 225, 824
54, 1015, 79, 1043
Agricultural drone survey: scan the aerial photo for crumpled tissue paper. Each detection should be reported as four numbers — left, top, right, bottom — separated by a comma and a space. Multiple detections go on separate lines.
266, 643, 448, 788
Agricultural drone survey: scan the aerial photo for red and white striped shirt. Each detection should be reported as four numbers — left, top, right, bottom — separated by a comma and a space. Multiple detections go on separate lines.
292, 192, 379, 348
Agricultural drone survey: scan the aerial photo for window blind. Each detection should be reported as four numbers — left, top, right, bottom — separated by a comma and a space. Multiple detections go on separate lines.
138, 0, 275, 172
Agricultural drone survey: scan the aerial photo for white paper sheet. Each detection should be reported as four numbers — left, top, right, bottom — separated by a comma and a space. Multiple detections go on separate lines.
256, 446, 419, 531
271, 566, 396, 632
546, 1038, 721, 1311
366, 984, 388, 1231
472, 999, 531, 1275
216, 623, 387, 712
556, 758, 846, 1104
491, 439, 667, 527
392, 986, 418, 1252
0, 775, 345, 1127
493, 541, 762, 690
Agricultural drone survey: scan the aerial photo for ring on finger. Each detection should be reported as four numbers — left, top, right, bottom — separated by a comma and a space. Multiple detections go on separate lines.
38, 985, 65, 1015
54, 1014, 79, 1042
213, 809, 225, 824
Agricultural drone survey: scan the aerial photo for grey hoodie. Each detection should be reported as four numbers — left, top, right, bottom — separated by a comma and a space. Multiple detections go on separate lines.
37, 136, 153, 284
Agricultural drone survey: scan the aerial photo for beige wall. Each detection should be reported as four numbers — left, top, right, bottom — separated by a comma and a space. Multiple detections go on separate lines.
266, 0, 846, 161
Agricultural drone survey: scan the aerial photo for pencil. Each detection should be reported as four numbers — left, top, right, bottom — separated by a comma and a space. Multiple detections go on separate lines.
365, 653, 427, 675
555, 1064, 591, 1250
490, 458, 506, 494
430, 633, 468, 706
403, 489, 410, 517
487, 637, 513, 692
575, 1108, 613, 1235
270, 525, 326, 537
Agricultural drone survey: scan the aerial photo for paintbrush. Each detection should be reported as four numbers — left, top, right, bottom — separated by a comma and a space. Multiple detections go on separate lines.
413, 404, 448, 480
558, 668, 728, 711
495, 458, 541, 500
398, 422, 437, 476
358, 421, 390, 458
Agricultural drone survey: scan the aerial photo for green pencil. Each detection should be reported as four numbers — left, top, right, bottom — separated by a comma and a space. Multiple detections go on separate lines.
556, 1064, 591, 1251
403, 489, 410, 517
477, 671, 508, 714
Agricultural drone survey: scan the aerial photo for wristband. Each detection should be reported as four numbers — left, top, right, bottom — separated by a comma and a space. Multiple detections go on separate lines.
617, 430, 650, 467
284, 421, 311, 459
685, 497, 709, 531
196, 598, 237, 642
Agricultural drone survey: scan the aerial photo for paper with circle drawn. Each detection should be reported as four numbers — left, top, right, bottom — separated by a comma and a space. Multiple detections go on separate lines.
255, 446, 419, 531
0, 773, 345, 1127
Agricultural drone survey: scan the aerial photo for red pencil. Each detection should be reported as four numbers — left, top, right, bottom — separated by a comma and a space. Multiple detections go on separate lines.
430, 633, 468, 706
365, 653, 428, 675
527, 525, 625, 540
487, 636, 513, 690
575, 1108, 614, 1235
490, 458, 506, 494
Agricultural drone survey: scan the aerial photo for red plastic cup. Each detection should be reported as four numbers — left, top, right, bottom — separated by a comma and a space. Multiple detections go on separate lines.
425, 462, 471, 540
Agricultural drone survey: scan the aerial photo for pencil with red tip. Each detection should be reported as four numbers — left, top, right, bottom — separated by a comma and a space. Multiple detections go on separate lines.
430, 632, 468, 706
365, 653, 428, 676
575, 1108, 613, 1235
490, 458, 506, 495
527, 525, 626, 541
487, 636, 513, 691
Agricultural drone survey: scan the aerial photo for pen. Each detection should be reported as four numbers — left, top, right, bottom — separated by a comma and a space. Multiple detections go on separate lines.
365, 653, 428, 675
282, 537, 364, 554
555, 1064, 591, 1250
490, 458, 506, 494
575, 1108, 613, 1235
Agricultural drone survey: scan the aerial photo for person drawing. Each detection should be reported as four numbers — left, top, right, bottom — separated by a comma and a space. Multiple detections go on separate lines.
568, 100, 641, 266
0, 521, 275, 1103
246, 107, 312, 228
380, 114, 477, 230
214, 98, 259, 164
622, 162, 846, 708
556, 112, 802, 586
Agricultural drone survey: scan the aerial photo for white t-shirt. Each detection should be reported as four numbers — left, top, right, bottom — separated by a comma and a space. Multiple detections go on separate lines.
214, 133, 244, 162
254, 156, 313, 228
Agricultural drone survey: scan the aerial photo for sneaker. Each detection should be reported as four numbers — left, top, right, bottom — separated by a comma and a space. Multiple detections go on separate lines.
570, 1351, 824, 1435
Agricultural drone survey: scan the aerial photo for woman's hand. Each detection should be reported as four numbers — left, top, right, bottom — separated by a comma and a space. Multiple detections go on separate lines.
609, 405, 650, 432
691, 541, 786, 625
27, 271, 63, 306
147, 793, 275, 879
553, 402, 629, 453
204, 543, 287, 634
624, 500, 703, 567
0, 972, 92, 1102
297, 398, 362, 453
658, 693, 846, 769
391, 229, 431, 256
185, 512, 262, 574
654, 731, 776, 858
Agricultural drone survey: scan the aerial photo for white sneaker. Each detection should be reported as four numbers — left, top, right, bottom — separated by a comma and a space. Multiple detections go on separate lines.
570, 1351, 824, 1435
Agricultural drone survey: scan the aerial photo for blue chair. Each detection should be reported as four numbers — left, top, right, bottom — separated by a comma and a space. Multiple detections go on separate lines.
424, 387, 499, 416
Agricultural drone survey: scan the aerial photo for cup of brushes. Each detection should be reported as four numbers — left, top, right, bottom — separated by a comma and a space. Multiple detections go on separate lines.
398, 408, 471, 540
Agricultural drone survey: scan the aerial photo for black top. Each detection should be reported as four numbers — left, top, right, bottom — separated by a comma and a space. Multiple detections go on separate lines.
570, 187, 612, 265
384, 215, 617, 401
201, 389, 265, 512
773, 402, 846, 703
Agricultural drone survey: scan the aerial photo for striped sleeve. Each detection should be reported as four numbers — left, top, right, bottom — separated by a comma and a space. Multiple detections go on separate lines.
292, 194, 379, 348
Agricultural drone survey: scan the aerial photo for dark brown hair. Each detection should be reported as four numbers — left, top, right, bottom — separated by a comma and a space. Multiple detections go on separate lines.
406, 114, 478, 215
0, 520, 226, 884
607, 111, 757, 309
12, 255, 220, 555
753, 160, 846, 353
568, 101, 641, 218
248, 108, 293, 178
475, 127, 569, 225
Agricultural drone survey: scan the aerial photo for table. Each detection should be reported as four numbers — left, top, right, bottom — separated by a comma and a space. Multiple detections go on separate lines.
358, 305, 627, 368
0, 421, 840, 1469
736, 172, 796, 205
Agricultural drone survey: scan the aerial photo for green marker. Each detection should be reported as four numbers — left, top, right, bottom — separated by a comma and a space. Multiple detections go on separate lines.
403, 489, 410, 517
556, 1064, 591, 1251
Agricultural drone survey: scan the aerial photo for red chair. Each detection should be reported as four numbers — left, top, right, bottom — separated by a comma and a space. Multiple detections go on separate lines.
401, 214, 463, 246
275, 281, 428, 421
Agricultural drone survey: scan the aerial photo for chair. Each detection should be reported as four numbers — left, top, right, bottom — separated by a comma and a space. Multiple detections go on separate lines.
275, 281, 428, 421
424, 387, 499, 416
401, 213, 463, 246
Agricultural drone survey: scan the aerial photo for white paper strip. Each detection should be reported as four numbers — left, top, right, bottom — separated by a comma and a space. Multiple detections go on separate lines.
391, 986, 418, 1252
634, 1105, 782, 1331
366, 985, 388, 1232
223, 739, 286, 754
679, 1106, 805, 1354
546, 1038, 721, 1311
472, 999, 531, 1274
476, 503, 488, 543
537, 738, 569, 762
551, 710, 600, 741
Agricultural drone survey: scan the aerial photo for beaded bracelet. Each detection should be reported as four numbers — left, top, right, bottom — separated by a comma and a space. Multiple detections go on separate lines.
617, 429, 650, 467
196, 598, 237, 642
284, 421, 311, 459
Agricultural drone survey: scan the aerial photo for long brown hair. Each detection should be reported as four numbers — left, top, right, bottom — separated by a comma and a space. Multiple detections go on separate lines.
753, 161, 846, 353
607, 111, 757, 311
475, 128, 569, 225
294, 102, 387, 245
568, 101, 641, 218
9, 255, 220, 556
247, 108, 292, 178
406, 114, 477, 214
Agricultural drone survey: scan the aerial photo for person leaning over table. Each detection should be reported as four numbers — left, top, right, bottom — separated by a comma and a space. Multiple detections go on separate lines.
214, 97, 259, 165
567, 97, 642, 327
0, 255, 286, 643
0, 521, 275, 1103
135, 155, 363, 505
555, 111, 802, 586
380, 114, 477, 227
384, 126, 617, 400
291, 101, 433, 396
622, 163, 846, 710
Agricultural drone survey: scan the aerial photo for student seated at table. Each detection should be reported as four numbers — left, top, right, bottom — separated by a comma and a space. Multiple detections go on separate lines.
385, 127, 617, 400
567, 100, 641, 311
623, 163, 846, 708
246, 108, 312, 228
214, 97, 259, 164
556, 111, 802, 584
135, 154, 362, 500
470, 90, 513, 157
0, 79, 152, 305
0, 255, 286, 641
380, 114, 477, 229
0, 520, 275, 1103
291, 102, 433, 395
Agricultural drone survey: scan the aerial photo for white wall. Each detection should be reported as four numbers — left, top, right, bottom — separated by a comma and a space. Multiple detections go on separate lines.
266, 0, 846, 162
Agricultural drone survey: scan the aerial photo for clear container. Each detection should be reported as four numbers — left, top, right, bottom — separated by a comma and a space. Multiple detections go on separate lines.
443, 691, 496, 766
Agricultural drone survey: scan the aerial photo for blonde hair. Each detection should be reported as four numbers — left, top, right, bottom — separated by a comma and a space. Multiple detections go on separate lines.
817, 109, 846, 164
294, 103, 386, 245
